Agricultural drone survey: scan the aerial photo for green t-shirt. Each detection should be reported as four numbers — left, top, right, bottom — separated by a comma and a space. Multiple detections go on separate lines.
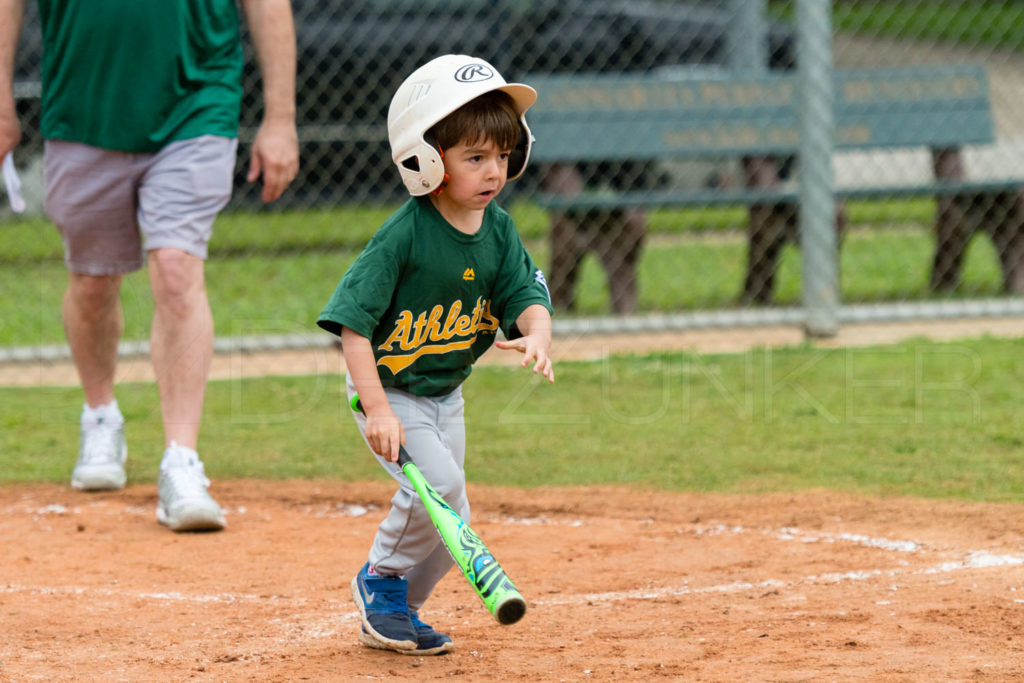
37, 0, 243, 152
318, 197, 553, 397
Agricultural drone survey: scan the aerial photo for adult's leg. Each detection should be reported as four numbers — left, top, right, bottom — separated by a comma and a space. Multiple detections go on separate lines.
63, 273, 124, 407
149, 249, 224, 530
148, 248, 213, 451
65, 271, 131, 491
44, 140, 144, 406
45, 139, 142, 490
139, 136, 235, 451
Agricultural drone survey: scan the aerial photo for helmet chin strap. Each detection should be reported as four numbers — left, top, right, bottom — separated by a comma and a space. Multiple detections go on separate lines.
431, 145, 450, 197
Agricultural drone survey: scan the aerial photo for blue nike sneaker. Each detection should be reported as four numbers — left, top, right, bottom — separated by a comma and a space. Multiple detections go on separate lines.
408, 611, 454, 655
358, 612, 453, 656
350, 562, 417, 650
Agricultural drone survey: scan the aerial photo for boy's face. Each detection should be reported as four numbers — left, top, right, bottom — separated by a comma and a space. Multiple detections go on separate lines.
438, 137, 510, 211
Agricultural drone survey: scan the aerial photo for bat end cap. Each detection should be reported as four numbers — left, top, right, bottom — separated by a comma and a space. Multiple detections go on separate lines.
496, 597, 527, 625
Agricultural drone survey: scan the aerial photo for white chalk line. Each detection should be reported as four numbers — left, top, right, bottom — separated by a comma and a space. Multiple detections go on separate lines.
0, 501, 377, 520
536, 550, 1024, 607
3, 546, 1021, 615
0, 501, 977, 560
2, 555, 1021, 653
0, 584, 358, 645
10, 502, 933, 556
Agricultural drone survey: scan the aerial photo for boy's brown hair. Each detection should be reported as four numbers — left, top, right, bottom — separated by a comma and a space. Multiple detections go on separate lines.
428, 90, 520, 152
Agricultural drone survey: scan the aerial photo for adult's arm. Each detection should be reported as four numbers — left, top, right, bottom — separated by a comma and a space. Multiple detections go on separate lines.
240, 0, 299, 202
0, 0, 26, 158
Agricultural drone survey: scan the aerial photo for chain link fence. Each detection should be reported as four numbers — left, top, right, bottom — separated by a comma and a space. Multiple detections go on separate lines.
4, 0, 1024, 361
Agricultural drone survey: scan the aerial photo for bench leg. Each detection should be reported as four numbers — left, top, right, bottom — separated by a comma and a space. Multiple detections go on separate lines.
931, 191, 1024, 295
594, 208, 645, 315
548, 208, 646, 315
542, 162, 647, 315
930, 194, 973, 293
740, 156, 793, 306
741, 200, 847, 306
739, 155, 848, 306
985, 190, 1024, 295
929, 149, 979, 294
741, 202, 795, 305
548, 211, 587, 311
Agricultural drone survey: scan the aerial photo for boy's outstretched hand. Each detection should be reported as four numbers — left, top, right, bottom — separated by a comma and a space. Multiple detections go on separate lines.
497, 303, 555, 383
495, 334, 555, 383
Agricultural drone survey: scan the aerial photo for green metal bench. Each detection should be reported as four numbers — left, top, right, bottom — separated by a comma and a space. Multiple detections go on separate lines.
527, 64, 1024, 307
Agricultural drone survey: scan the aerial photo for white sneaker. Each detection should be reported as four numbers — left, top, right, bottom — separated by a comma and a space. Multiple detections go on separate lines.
71, 404, 127, 491
156, 442, 225, 532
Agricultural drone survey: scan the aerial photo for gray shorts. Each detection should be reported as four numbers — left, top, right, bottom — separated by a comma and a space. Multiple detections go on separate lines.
44, 135, 238, 275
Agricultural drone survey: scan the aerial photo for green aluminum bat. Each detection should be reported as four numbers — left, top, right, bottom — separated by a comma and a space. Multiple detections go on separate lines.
350, 394, 527, 625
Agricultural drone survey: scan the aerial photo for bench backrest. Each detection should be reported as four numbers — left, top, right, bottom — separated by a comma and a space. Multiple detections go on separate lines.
526, 64, 993, 163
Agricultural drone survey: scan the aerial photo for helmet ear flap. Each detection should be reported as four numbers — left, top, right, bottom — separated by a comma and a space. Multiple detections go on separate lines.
507, 119, 533, 181
397, 140, 446, 196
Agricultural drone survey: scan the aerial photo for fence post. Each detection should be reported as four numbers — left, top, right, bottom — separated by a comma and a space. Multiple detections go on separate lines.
728, 0, 768, 72
797, 0, 839, 337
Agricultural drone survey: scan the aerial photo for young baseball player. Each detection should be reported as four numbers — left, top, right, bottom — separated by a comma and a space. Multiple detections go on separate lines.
316, 54, 555, 655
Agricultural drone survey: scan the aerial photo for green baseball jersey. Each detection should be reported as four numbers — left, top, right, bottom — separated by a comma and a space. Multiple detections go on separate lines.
37, 0, 243, 152
318, 197, 553, 397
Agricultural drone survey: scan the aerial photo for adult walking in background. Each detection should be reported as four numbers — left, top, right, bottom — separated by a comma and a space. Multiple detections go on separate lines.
0, 0, 299, 531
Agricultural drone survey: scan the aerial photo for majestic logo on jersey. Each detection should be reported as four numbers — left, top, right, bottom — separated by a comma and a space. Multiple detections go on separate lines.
376, 297, 499, 374
463, 268, 475, 281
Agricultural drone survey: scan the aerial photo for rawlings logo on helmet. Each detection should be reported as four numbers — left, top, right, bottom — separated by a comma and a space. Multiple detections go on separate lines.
455, 64, 495, 83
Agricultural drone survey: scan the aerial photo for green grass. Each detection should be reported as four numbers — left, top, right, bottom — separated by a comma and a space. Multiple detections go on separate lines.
0, 222, 1007, 346
831, 0, 1024, 49
0, 206, 403, 262
3, 336, 1023, 501
769, 1, 1024, 50
0, 197, 941, 343
0, 198, 937, 263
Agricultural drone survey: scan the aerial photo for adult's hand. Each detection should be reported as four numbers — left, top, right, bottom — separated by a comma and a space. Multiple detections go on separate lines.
241, 0, 298, 202
248, 117, 298, 202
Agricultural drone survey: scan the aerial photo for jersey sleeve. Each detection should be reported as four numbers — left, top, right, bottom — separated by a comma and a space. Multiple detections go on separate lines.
317, 230, 405, 339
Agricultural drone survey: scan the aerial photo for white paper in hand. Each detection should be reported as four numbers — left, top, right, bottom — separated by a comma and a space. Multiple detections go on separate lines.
3, 153, 26, 213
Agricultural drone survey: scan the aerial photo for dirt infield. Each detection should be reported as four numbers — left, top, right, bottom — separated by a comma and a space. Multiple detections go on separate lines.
1, 481, 1023, 681
3, 319, 1024, 681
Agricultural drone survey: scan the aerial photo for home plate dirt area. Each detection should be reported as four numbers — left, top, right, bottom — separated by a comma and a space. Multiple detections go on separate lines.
1, 481, 1022, 681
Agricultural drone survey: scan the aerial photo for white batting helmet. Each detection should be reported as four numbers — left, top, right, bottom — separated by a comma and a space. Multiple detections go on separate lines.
387, 54, 537, 196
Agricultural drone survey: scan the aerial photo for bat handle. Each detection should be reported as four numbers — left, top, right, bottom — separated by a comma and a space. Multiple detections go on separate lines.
350, 394, 412, 467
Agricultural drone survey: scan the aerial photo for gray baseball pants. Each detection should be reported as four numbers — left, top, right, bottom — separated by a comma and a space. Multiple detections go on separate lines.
346, 374, 469, 611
